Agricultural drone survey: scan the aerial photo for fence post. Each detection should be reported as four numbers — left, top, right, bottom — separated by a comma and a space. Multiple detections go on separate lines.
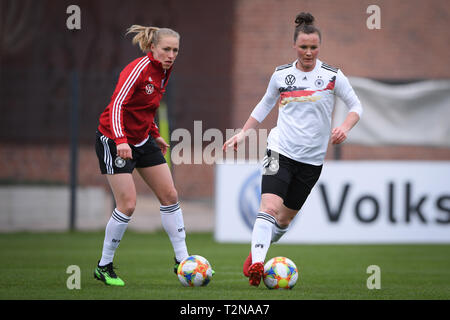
69, 70, 79, 231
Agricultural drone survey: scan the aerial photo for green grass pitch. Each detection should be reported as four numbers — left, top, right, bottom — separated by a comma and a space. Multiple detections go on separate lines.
0, 231, 449, 300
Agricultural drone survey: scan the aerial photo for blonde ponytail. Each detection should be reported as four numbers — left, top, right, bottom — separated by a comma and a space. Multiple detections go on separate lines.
126, 25, 180, 53
126, 25, 160, 53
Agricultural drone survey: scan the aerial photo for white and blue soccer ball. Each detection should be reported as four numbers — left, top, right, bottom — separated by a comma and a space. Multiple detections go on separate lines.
177, 255, 213, 287
263, 256, 299, 289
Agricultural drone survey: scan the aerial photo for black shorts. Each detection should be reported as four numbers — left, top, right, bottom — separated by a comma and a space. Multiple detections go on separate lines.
95, 131, 166, 174
261, 149, 322, 211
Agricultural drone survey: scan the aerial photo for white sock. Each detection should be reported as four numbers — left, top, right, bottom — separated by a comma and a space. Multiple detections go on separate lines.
160, 202, 189, 262
271, 222, 289, 243
99, 208, 130, 266
251, 212, 276, 264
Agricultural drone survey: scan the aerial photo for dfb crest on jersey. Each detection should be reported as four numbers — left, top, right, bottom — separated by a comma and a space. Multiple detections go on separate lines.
262, 154, 280, 175
114, 156, 126, 168
285, 74, 296, 86
315, 78, 324, 88
145, 83, 154, 94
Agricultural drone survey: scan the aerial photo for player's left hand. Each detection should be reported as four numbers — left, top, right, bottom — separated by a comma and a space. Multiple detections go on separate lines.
155, 137, 170, 155
330, 126, 348, 145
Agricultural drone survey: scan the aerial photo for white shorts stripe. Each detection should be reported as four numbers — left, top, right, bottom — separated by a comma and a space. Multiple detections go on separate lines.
112, 56, 150, 138
101, 135, 114, 174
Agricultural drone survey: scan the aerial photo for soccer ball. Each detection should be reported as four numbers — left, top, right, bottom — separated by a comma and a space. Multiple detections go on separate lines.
263, 257, 298, 289
177, 255, 213, 287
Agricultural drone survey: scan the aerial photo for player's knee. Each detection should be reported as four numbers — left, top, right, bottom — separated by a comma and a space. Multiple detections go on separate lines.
260, 205, 279, 219
276, 216, 292, 228
159, 187, 179, 206
117, 196, 136, 216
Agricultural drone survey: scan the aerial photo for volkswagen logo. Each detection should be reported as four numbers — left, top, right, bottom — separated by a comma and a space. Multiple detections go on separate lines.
238, 170, 262, 230
238, 168, 300, 232
285, 74, 296, 86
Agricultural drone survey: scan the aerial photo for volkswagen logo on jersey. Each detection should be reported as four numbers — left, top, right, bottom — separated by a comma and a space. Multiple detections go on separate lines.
315, 78, 324, 88
114, 156, 126, 168
238, 170, 262, 231
285, 74, 296, 86
145, 83, 154, 94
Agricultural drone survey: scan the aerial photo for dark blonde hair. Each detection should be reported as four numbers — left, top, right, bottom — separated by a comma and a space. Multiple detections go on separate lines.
294, 12, 321, 43
126, 25, 180, 53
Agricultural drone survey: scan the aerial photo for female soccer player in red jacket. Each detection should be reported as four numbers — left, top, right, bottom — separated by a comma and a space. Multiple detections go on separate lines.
94, 25, 189, 286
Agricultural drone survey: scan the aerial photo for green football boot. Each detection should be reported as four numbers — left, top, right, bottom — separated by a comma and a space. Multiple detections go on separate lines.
94, 262, 125, 286
174, 257, 181, 274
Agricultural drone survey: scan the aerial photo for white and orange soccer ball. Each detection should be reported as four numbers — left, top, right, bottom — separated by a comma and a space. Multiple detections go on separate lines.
263, 256, 299, 289
177, 255, 213, 287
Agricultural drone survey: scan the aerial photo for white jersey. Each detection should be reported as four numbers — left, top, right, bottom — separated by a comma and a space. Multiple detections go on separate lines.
251, 59, 363, 165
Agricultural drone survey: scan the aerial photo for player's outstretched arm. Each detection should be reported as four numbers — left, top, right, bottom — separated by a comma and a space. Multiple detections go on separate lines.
223, 116, 260, 152
330, 111, 360, 145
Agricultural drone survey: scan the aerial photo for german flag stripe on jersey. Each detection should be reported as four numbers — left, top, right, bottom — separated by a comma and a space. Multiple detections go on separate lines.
280, 76, 336, 100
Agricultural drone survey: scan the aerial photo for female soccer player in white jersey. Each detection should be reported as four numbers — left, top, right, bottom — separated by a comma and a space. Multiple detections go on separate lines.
223, 12, 363, 287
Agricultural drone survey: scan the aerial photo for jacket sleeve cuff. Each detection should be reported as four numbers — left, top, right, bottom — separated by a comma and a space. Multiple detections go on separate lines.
114, 137, 128, 145
150, 130, 161, 139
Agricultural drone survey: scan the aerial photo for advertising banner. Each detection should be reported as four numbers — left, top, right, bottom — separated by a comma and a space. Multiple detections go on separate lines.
215, 161, 450, 243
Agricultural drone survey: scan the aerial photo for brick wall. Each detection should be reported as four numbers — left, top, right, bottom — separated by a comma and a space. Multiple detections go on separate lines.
0, 0, 233, 197
1, 0, 449, 199
0, 142, 215, 198
231, 0, 450, 128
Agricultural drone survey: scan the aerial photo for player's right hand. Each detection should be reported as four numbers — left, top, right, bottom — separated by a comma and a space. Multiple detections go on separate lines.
223, 132, 245, 152
116, 143, 133, 160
